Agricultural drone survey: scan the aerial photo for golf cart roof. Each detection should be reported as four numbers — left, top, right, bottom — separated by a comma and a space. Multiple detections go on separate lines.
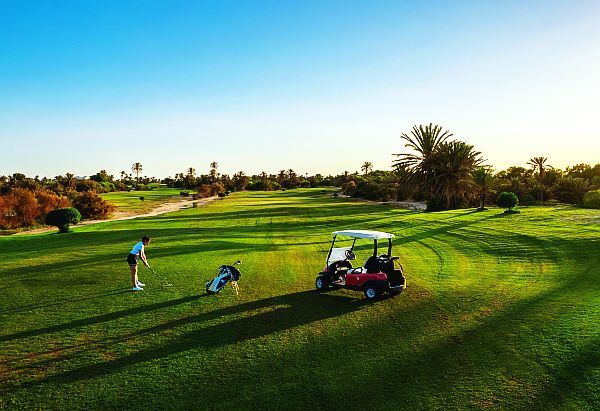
332, 230, 395, 239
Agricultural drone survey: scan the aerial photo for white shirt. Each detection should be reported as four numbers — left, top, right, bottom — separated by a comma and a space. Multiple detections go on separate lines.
130, 241, 144, 255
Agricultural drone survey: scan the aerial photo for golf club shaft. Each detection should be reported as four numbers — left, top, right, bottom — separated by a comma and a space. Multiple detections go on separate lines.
148, 267, 171, 284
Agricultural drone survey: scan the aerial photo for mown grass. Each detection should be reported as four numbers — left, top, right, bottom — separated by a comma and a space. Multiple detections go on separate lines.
101, 186, 190, 214
0, 189, 598, 409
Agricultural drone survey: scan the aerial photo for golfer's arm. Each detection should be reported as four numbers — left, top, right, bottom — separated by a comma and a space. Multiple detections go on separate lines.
140, 251, 149, 266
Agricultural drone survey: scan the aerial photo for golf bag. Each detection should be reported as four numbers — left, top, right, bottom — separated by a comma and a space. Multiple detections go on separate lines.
205, 261, 241, 294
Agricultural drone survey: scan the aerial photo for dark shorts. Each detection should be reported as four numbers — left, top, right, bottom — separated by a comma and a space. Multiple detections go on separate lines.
126, 253, 138, 266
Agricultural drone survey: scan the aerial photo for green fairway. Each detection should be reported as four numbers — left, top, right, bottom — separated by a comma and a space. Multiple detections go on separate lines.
100, 186, 190, 213
1, 189, 598, 409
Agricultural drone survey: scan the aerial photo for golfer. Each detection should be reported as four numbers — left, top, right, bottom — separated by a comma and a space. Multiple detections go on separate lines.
127, 235, 150, 291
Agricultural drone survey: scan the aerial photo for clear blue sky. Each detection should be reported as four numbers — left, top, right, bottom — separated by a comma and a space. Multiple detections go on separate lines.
1, 0, 599, 178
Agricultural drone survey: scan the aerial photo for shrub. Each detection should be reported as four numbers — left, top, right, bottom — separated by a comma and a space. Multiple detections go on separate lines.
139, 196, 145, 201
426, 197, 446, 212
497, 191, 519, 211
9, 188, 40, 227
341, 180, 356, 196
45, 208, 81, 233
98, 181, 116, 193
180, 191, 190, 197
520, 194, 536, 206
210, 182, 225, 196
75, 180, 101, 193
36, 190, 71, 218
72, 191, 115, 219
195, 184, 212, 199
0, 195, 13, 228
583, 189, 600, 209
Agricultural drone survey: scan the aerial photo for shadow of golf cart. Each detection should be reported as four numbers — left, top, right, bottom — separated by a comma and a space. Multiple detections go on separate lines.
315, 230, 406, 300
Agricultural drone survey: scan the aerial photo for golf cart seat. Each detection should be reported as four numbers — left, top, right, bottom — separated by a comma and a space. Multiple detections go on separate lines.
377, 254, 394, 275
364, 256, 381, 274
328, 259, 352, 279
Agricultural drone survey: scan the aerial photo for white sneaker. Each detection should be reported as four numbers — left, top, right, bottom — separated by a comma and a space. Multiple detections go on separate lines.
132, 286, 144, 291
136, 282, 145, 287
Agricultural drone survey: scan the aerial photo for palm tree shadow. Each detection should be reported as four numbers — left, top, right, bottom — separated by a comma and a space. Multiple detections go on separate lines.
0, 288, 130, 315
27, 291, 371, 386
0, 295, 199, 342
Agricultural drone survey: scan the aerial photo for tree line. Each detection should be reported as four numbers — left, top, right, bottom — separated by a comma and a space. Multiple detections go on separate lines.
2, 123, 599, 230
343, 124, 600, 210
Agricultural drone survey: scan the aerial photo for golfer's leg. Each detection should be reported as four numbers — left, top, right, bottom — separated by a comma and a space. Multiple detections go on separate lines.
130, 265, 137, 287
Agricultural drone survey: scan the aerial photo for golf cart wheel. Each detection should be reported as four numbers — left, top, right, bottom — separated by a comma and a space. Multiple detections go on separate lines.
315, 276, 329, 292
364, 285, 379, 300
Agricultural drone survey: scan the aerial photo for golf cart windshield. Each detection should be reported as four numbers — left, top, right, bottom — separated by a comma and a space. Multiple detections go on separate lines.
327, 247, 352, 266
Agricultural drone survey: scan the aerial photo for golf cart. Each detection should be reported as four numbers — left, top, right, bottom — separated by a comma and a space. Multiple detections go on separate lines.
315, 230, 406, 300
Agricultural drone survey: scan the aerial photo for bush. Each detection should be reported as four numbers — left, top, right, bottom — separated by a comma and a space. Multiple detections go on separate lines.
45, 208, 81, 233
99, 181, 116, 193
75, 180, 101, 193
139, 196, 145, 201
426, 197, 446, 212
497, 191, 519, 211
341, 181, 356, 196
180, 191, 190, 197
583, 189, 600, 209
0, 195, 13, 229
8, 188, 40, 227
520, 194, 536, 206
36, 190, 71, 217
72, 191, 115, 219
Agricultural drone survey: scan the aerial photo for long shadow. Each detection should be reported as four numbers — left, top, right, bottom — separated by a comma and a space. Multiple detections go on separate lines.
338, 250, 600, 408
394, 213, 496, 246
0, 295, 198, 342
0, 288, 130, 315
531, 338, 600, 408
21, 291, 372, 386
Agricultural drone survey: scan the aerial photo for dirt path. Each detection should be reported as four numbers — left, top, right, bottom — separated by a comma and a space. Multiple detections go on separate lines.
17, 196, 218, 235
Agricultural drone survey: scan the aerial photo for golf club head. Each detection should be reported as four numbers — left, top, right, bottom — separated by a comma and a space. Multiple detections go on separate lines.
234, 260, 241, 265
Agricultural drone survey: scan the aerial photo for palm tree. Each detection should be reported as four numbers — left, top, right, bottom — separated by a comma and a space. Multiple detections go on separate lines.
393, 124, 452, 198
131, 162, 143, 182
187, 167, 196, 177
556, 177, 590, 205
471, 167, 503, 210
431, 141, 483, 209
527, 156, 551, 202
361, 162, 373, 175
64, 172, 76, 190
209, 162, 218, 183
277, 170, 287, 186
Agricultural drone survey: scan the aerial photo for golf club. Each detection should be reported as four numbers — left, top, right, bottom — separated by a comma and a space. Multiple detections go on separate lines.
147, 266, 173, 287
